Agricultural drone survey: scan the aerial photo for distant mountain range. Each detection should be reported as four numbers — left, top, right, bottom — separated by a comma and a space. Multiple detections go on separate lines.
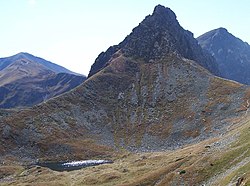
0, 53, 86, 108
197, 27, 250, 85
0, 52, 78, 74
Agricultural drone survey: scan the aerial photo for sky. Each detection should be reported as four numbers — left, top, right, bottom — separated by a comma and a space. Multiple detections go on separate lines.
1, 0, 250, 76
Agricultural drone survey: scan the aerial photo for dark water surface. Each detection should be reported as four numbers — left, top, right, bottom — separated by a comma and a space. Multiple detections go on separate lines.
36, 160, 113, 171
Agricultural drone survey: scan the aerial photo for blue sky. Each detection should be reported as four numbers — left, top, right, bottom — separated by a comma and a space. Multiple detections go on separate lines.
1, 0, 250, 75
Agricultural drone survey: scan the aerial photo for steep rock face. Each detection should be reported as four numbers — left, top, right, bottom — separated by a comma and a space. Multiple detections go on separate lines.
197, 28, 250, 85
0, 5, 248, 161
88, 5, 219, 77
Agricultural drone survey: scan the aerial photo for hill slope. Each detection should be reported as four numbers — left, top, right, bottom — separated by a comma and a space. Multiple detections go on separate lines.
0, 5, 248, 159
2, 116, 248, 185
0, 59, 54, 86
197, 27, 250, 85
0, 52, 77, 74
0, 5, 249, 186
0, 56, 86, 109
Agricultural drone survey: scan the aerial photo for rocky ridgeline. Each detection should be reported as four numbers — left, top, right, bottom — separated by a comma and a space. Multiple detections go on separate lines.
88, 5, 219, 77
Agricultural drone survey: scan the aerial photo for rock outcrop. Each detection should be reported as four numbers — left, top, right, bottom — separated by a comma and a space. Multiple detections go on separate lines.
88, 5, 219, 77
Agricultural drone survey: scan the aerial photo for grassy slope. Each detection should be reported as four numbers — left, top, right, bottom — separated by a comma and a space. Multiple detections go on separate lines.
0, 55, 249, 185
0, 54, 247, 157
0, 116, 249, 186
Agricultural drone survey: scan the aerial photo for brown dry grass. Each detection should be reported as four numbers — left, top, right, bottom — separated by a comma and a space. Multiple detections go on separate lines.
1, 116, 249, 186
0, 166, 23, 179
1, 55, 249, 185
0, 138, 215, 186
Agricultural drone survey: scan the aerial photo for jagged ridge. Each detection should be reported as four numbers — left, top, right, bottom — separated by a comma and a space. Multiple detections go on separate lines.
88, 5, 219, 77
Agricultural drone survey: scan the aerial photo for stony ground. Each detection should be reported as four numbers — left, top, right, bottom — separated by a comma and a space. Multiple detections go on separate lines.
0, 116, 249, 186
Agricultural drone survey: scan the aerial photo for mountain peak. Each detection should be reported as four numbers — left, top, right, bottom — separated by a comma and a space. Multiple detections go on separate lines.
0, 52, 79, 75
13, 52, 33, 59
197, 27, 231, 42
88, 5, 219, 77
0, 53, 86, 108
16, 52, 29, 55
152, 4, 176, 20
212, 27, 229, 37
198, 28, 250, 85
119, 5, 180, 61
217, 27, 228, 33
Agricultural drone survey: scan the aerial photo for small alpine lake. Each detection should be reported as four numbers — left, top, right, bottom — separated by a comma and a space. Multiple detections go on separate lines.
36, 160, 113, 171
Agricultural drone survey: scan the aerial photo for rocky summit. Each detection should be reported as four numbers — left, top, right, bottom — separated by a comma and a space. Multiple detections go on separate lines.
88, 5, 219, 78
197, 27, 250, 85
0, 5, 250, 185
